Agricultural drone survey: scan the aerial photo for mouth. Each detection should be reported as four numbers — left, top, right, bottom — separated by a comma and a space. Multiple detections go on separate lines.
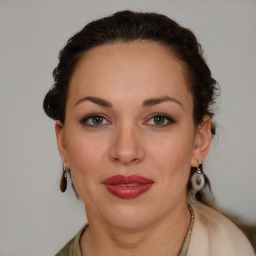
102, 175, 154, 199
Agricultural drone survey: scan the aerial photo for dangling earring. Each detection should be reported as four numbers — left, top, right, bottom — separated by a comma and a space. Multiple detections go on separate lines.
60, 164, 68, 192
191, 162, 205, 191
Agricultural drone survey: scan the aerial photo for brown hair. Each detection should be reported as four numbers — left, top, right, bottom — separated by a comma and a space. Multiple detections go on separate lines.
43, 10, 219, 205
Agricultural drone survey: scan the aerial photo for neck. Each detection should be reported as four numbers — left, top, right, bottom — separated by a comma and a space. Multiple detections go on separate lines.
80, 203, 191, 256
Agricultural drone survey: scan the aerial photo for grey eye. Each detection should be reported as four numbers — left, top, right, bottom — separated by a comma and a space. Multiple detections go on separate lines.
81, 114, 110, 127
153, 116, 166, 125
91, 116, 104, 125
145, 114, 175, 127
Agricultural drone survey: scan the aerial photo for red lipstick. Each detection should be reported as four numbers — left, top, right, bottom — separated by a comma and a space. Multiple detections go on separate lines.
102, 175, 154, 199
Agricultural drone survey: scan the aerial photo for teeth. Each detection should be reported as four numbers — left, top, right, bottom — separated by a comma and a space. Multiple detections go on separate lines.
118, 183, 140, 187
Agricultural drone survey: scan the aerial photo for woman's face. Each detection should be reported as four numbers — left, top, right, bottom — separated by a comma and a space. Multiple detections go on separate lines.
56, 42, 211, 229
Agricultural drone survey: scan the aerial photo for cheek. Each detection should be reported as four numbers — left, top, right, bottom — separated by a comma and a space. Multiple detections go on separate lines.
148, 130, 195, 182
65, 131, 109, 190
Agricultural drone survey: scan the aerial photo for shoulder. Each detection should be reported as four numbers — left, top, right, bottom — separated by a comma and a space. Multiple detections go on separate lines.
188, 202, 255, 256
55, 224, 88, 256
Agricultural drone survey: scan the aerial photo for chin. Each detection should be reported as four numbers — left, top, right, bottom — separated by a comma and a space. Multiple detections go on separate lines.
102, 204, 158, 230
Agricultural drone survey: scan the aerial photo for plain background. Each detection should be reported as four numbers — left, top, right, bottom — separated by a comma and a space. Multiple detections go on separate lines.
0, 0, 255, 255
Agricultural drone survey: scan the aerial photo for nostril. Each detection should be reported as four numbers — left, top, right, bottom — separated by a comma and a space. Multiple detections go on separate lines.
112, 155, 140, 165
131, 158, 139, 163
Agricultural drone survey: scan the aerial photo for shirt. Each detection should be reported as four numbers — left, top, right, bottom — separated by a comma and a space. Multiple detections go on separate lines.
55, 202, 255, 256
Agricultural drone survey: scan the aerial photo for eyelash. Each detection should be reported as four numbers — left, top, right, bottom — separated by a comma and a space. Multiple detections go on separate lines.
80, 113, 175, 128
145, 114, 175, 128
80, 114, 111, 127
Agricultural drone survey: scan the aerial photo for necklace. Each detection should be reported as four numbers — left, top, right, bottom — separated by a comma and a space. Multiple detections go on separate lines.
178, 205, 194, 256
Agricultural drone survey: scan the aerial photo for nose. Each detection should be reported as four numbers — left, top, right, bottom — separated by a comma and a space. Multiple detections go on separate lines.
109, 123, 145, 165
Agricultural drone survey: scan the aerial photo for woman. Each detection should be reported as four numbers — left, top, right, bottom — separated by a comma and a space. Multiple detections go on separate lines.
43, 10, 255, 256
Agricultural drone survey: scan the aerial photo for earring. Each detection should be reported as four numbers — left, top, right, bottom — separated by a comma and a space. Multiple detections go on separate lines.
191, 162, 205, 191
60, 164, 68, 192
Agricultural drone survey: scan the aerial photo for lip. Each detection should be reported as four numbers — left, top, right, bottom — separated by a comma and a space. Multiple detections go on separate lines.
102, 175, 154, 199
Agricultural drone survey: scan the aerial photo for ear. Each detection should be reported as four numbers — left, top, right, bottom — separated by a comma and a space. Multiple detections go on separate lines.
190, 115, 212, 167
55, 121, 69, 168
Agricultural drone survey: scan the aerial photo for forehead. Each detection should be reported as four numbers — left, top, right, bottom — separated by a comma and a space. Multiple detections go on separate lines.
67, 41, 192, 106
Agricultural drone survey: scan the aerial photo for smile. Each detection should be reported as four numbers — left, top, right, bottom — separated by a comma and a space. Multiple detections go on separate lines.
102, 175, 154, 199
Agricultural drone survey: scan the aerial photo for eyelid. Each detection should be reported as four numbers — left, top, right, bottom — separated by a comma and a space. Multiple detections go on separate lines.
80, 112, 175, 128
144, 113, 175, 127
80, 113, 112, 127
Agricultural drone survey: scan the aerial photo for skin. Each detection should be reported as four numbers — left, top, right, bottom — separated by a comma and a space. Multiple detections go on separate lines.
56, 41, 211, 256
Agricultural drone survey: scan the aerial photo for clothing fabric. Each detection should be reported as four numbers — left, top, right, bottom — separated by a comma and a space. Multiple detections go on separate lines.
55, 203, 255, 256
55, 224, 87, 256
187, 202, 255, 255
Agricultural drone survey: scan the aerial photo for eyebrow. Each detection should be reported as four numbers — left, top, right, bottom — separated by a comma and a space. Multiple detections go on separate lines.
75, 96, 113, 108
143, 96, 183, 108
75, 95, 182, 108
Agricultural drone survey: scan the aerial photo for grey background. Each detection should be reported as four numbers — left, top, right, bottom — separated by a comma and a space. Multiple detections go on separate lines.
0, 0, 255, 255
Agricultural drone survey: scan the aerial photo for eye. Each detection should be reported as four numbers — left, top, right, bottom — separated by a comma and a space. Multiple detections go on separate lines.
145, 114, 175, 127
81, 114, 110, 127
